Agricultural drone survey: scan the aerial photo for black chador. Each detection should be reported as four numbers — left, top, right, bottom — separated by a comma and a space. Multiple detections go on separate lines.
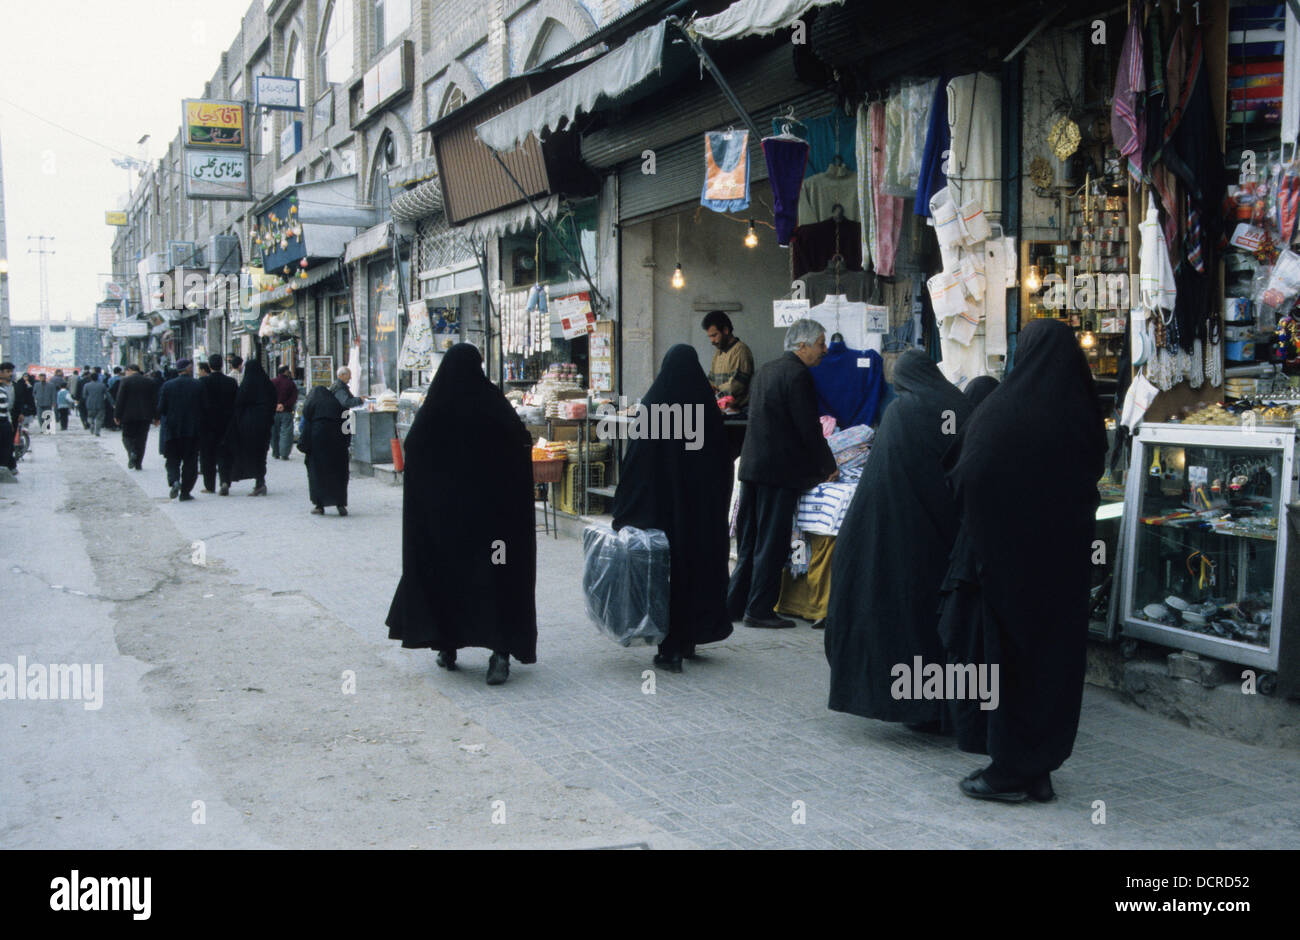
824, 349, 971, 725
301, 386, 351, 511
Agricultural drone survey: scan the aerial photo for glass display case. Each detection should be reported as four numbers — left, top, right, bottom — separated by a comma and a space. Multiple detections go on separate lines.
1120, 422, 1297, 674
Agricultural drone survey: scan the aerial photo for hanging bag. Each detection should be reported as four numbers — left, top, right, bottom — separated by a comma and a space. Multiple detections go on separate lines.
582, 524, 670, 647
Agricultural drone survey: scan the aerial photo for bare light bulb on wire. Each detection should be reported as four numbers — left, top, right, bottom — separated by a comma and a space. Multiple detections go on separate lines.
671, 264, 685, 289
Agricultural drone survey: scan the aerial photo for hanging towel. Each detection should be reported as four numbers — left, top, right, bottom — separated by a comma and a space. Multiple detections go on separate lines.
763, 136, 810, 246
915, 75, 950, 218
856, 102, 873, 269
701, 130, 751, 213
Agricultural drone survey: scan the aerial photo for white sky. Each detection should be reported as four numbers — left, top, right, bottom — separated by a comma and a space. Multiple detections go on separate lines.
0, 0, 257, 325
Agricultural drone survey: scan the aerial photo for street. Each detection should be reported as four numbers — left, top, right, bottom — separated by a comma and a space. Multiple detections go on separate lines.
2, 424, 1298, 850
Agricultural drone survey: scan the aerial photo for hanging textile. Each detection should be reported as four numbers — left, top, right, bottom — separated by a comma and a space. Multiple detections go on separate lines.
807, 294, 871, 349
856, 102, 874, 268
798, 162, 858, 225
810, 340, 885, 428
869, 101, 904, 276
915, 75, 950, 218
763, 136, 810, 246
1285, 5, 1300, 154
701, 130, 752, 213
790, 219, 863, 279
801, 106, 857, 176
946, 72, 1002, 219
1139, 193, 1177, 311
1111, 8, 1146, 181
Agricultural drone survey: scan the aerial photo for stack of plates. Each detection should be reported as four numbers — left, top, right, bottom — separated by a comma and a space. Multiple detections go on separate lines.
1225, 378, 1258, 398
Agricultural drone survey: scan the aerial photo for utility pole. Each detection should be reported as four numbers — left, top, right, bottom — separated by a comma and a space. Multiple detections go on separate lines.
0, 128, 10, 359
27, 234, 54, 328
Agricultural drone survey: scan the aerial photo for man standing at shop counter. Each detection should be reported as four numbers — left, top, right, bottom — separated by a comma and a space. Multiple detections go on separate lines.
727, 319, 837, 629
702, 311, 754, 412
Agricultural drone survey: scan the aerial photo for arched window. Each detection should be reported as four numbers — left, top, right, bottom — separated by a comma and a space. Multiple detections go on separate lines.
319, 0, 354, 86
439, 83, 466, 119
370, 131, 396, 218
525, 18, 579, 70
288, 33, 305, 84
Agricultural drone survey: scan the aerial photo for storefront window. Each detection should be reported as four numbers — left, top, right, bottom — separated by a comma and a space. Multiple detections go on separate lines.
367, 255, 408, 393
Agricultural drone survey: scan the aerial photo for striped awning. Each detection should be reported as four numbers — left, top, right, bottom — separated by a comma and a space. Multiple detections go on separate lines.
391, 176, 444, 223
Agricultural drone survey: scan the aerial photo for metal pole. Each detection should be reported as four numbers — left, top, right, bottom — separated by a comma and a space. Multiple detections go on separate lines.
665, 17, 764, 143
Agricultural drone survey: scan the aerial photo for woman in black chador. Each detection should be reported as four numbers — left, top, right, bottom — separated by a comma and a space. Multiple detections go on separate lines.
962, 375, 999, 409
611, 344, 733, 672
300, 385, 351, 515
824, 349, 972, 730
940, 319, 1106, 803
386, 344, 536, 686
223, 357, 276, 496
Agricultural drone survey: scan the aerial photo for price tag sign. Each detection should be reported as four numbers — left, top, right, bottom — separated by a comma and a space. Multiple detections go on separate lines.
774, 299, 810, 327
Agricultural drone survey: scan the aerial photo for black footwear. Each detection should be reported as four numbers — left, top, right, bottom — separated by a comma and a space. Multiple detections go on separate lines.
742, 614, 796, 629
653, 653, 683, 673
436, 650, 457, 670
486, 652, 510, 686
810, 618, 827, 630
337, 506, 348, 516
1027, 773, 1055, 803
169, 484, 179, 499
311, 506, 324, 515
178, 493, 194, 502
219, 484, 229, 496
202, 487, 215, 494
959, 769, 1028, 803
904, 719, 944, 735
251, 483, 267, 496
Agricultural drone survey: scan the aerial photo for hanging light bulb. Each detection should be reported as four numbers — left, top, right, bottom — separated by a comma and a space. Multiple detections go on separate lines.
1025, 264, 1042, 293
1080, 330, 1097, 349
744, 221, 758, 248
671, 264, 685, 289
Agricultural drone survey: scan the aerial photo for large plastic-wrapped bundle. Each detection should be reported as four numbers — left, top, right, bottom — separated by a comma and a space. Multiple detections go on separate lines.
581, 524, 670, 647
828, 424, 874, 470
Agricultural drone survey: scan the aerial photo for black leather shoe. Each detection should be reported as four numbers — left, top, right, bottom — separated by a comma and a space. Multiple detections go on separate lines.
169, 484, 179, 499
653, 653, 683, 673
810, 618, 827, 630
337, 506, 348, 516
178, 493, 194, 502
219, 484, 229, 496
436, 650, 457, 670
486, 652, 510, 686
1027, 773, 1055, 803
743, 614, 796, 629
959, 769, 1028, 803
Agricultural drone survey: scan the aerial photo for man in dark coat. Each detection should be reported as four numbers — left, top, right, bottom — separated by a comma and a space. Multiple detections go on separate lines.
82, 374, 109, 437
34, 374, 57, 430
13, 373, 37, 428
386, 344, 536, 686
727, 319, 837, 628
824, 350, 972, 731
114, 365, 156, 469
198, 354, 239, 495
0, 363, 15, 473
301, 385, 351, 515
103, 367, 121, 429
611, 345, 733, 672
223, 357, 276, 496
156, 359, 204, 500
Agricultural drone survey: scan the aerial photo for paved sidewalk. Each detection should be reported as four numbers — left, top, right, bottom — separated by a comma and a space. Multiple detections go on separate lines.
6, 424, 1300, 848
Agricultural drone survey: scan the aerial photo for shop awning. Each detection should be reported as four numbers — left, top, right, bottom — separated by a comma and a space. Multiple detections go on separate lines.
246, 260, 341, 308
344, 222, 392, 264
391, 177, 444, 223
688, 0, 846, 41
459, 195, 560, 242
475, 21, 668, 153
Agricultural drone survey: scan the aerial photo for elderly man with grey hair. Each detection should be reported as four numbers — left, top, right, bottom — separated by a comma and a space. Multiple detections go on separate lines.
727, 318, 837, 628
330, 367, 363, 410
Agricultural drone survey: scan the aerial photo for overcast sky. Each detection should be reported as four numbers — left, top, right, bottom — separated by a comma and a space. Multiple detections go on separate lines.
1, 0, 256, 325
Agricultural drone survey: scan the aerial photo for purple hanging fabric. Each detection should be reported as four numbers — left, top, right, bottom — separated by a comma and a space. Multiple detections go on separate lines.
763, 137, 810, 246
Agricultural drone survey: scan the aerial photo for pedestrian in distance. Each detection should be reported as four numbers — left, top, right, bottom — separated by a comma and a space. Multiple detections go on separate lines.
270, 365, 299, 460
156, 359, 204, 501
0, 363, 17, 474
610, 344, 733, 673
300, 383, 352, 516
104, 367, 122, 429
82, 373, 109, 437
34, 374, 56, 432
727, 318, 838, 628
13, 372, 37, 429
198, 353, 239, 495
115, 364, 156, 470
386, 343, 537, 686
55, 385, 72, 431
223, 355, 276, 496
940, 319, 1107, 804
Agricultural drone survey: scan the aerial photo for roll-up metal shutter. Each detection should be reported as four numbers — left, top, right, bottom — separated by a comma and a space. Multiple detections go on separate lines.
615, 88, 838, 224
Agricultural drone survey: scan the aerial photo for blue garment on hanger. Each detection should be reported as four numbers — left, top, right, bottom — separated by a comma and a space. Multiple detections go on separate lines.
776, 107, 857, 177
700, 130, 751, 213
915, 76, 950, 217
810, 341, 885, 429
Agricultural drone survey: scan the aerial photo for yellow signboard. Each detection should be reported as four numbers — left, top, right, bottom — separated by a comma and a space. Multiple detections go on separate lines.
105, 210, 128, 226
183, 99, 246, 149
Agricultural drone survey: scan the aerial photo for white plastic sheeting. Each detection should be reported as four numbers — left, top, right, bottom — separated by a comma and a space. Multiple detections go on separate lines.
689, 0, 845, 42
